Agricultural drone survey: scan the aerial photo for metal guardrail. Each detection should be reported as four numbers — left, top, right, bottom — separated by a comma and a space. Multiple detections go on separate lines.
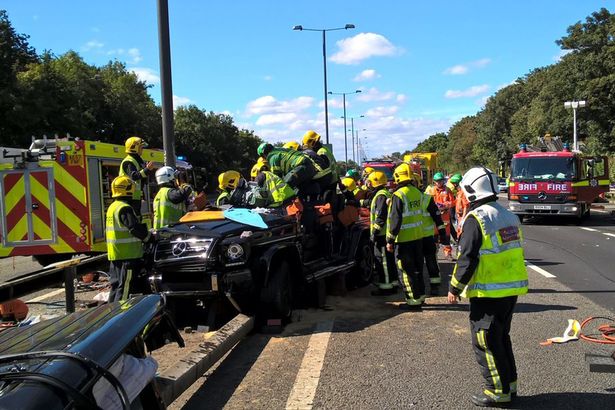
0, 254, 108, 313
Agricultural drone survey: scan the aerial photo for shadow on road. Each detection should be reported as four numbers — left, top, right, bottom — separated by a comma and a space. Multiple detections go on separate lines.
515, 302, 577, 313
525, 258, 564, 268
511, 392, 615, 409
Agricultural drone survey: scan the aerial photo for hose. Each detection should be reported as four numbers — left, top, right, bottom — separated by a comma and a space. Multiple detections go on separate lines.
579, 316, 615, 344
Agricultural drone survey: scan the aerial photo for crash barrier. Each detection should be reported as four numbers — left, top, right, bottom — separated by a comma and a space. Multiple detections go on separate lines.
157, 314, 255, 406
0, 254, 108, 313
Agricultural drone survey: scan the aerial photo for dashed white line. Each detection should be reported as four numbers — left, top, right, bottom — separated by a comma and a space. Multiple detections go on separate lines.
603, 233, 615, 238
526, 263, 556, 278
26, 288, 65, 303
286, 320, 334, 409
580, 227, 599, 232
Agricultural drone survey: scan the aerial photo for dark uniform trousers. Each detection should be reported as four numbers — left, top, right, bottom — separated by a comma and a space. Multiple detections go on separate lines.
422, 235, 440, 281
470, 296, 518, 394
395, 240, 424, 300
108, 259, 142, 302
374, 236, 397, 286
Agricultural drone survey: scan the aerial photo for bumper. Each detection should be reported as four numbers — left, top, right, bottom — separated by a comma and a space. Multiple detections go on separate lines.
508, 201, 581, 216
148, 268, 253, 298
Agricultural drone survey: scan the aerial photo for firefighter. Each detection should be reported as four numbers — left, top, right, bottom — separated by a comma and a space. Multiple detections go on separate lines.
416, 178, 449, 293
106, 176, 153, 302
447, 173, 463, 243
251, 157, 269, 181
302, 130, 338, 183
254, 169, 297, 207
386, 163, 426, 308
448, 166, 528, 407
283, 141, 301, 151
368, 171, 397, 295
257, 143, 320, 198
217, 170, 241, 206
456, 188, 470, 237
153, 166, 193, 229
425, 172, 455, 259
119, 137, 154, 216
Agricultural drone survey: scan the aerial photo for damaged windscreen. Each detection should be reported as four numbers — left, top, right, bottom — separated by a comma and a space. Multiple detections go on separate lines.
511, 157, 575, 181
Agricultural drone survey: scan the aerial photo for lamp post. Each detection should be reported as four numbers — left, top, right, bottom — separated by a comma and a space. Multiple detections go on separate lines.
293, 24, 356, 145
330, 90, 361, 163
157, 0, 175, 167
357, 129, 367, 165
564, 100, 587, 151
348, 115, 364, 163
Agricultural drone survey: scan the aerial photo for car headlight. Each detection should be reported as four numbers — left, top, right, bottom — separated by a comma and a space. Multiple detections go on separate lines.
226, 244, 245, 260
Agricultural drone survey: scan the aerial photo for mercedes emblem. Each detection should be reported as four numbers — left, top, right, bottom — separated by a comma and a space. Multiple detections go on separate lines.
172, 241, 188, 257
537, 191, 547, 200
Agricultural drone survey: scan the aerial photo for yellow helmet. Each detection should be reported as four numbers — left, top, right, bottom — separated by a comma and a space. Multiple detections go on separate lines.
111, 175, 136, 198
341, 177, 357, 192
368, 171, 387, 188
218, 170, 241, 190
393, 163, 412, 184
250, 158, 269, 179
283, 141, 300, 151
363, 166, 375, 177
125, 136, 147, 154
302, 130, 321, 149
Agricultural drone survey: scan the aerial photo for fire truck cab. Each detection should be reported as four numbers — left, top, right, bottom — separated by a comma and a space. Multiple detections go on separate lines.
0, 138, 198, 265
508, 143, 609, 220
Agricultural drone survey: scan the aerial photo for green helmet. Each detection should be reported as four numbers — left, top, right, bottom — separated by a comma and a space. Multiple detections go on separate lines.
345, 169, 360, 180
257, 142, 273, 157
433, 172, 445, 182
450, 173, 462, 184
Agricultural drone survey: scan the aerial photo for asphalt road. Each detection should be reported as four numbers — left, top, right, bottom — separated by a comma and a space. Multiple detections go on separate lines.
169, 195, 615, 409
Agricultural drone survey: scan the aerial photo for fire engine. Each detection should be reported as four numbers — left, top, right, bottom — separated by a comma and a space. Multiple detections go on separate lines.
0, 138, 198, 265
508, 139, 609, 221
362, 160, 399, 189
403, 152, 438, 188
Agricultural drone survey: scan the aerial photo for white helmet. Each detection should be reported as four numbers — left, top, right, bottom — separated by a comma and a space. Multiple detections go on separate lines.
460, 167, 499, 203
155, 166, 176, 185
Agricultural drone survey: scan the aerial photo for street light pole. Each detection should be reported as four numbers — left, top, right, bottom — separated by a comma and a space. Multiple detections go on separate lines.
564, 100, 587, 151
349, 115, 364, 163
330, 90, 361, 163
293, 24, 356, 145
157, 0, 175, 168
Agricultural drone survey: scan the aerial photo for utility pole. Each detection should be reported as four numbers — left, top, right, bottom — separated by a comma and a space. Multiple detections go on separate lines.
157, 0, 175, 167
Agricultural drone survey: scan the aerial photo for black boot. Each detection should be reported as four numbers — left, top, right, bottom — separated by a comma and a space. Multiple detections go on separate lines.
470, 392, 511, 407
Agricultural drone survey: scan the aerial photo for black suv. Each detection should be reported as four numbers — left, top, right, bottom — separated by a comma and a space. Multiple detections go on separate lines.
149, 208, 373, 320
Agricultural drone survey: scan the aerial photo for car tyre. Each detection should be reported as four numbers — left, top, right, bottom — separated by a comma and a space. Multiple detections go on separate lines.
349, 235, 374, 288
260, 260, 293, 321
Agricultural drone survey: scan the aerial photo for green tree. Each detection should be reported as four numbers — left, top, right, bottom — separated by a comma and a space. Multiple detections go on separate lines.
412, 132, 448, 153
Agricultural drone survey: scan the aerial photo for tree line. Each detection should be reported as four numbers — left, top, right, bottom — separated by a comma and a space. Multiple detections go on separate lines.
409, 8, 615, 178
0, 10, 262, 188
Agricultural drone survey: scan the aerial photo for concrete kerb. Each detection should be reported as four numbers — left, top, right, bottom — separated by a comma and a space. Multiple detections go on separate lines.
157, 314, 255, 406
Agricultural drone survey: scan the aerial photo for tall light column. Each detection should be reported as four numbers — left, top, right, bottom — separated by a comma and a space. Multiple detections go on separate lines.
564, 100, 587, 151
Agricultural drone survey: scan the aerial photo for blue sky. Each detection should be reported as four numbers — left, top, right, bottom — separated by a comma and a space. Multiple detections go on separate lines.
5, 0, 612, 160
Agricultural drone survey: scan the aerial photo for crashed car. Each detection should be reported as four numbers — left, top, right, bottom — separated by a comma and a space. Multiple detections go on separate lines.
0, 295, 182, 410
149, 204, 373, 321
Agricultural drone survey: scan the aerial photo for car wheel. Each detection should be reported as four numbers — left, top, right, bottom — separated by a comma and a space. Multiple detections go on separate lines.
349, 235, 373, 288
260, 260, 293, 320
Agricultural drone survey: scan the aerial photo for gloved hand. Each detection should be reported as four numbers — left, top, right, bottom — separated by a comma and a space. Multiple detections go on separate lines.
438, 228, 449, 245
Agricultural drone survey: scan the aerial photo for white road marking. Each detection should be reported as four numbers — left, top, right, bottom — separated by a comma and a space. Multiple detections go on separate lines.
580, 227, 599, 232
526, 263, 556, 278
286, 320, 334, 409
604, 233, 615, 238
26, 288, 65, 303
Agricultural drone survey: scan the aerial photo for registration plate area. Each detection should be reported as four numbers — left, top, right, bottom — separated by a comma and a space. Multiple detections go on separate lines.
533, 205, 552, 210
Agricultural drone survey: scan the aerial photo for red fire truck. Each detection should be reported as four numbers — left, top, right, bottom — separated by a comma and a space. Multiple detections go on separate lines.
508, 143, 609, 221
362, 160, 400, 190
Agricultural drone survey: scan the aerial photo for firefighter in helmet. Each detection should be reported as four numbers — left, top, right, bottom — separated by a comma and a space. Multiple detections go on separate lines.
119, 137, 154, 216
283, 141, 301, 151
106, 176, 153, 302
217, 171, 241, 206
425, 172, 455, 259
153, 166, 193, 229
254, 168, 297, 208
251, 157, 269, 181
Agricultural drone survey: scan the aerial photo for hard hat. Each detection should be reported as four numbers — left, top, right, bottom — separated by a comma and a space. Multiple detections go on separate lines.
341, 177, 357, 192
125, 136, 147, 154
155, 166, 176, 185
250, 158, 269, 179
111, 175, 136, 198
345, 169, 360, 181
302, 130, 321, 149
393, 163, 412, 184
283, 141, 300, 151
433, 172, 445, 182
368, 171, 387, 188
218, 170, 241, 191
257, 142, 274, 157
460, 167, 498, 203
449, 173, 462, 184
363, 166, 375, 177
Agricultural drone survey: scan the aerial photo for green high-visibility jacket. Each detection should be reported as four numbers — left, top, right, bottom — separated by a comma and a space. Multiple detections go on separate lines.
260, 171, 296, 207
106, 200, 143, 261
386, 185, 423, 243
119, 155, 146, 200
370, 188, 391, 237
153, 187, 186, 229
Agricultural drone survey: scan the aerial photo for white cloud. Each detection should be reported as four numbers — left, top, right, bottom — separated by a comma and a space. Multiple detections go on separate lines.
319, 98, 345, 109
127, 48, 142, 64
173, 95, 193, 108
365, 106, 399, 117
396, 94, 408, 103
246, 96, 314, 116
356, 87, 403, 103
353, 69, 381, 82
263, 75, 273, 81
131, 67, 160, 85
476, 96, 490, 106
256, 113, 298, 126
81, 40, 104, 52
330, 33, 401, 65
554, 49, 572, 62
443, 58, 491, 75
444, 84, 490, 99
107, 48, 142, 64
